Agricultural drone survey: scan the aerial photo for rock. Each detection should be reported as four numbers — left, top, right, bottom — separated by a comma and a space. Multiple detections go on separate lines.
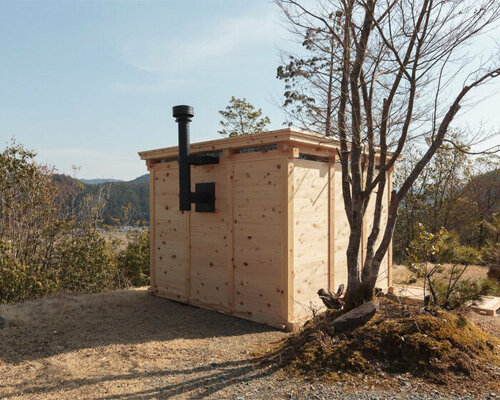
0, 315, 5, 329
332, 301, 378, 332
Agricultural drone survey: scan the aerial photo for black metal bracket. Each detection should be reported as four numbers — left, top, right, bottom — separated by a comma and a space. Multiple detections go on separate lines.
192, 182, 216, 212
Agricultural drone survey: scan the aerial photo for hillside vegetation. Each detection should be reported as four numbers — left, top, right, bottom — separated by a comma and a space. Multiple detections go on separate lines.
0, 142, 150, 304
394, 143, 500, 268
52, 173, 149, 226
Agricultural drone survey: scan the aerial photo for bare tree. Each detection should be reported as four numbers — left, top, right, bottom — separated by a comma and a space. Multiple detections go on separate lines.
276, 0, 500, 308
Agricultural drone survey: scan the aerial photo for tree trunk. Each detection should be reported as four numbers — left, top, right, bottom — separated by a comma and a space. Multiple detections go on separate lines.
343, 224, 363, 309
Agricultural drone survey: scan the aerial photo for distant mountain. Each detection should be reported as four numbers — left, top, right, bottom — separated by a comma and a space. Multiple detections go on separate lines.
86, 179, 149, 225
52, 174, 150, 226
78, 174, 149, 185
129, 174, 149, 183
79, 178, 123, 185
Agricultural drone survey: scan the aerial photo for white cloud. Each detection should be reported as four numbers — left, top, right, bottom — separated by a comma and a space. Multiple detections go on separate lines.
114, 9, 280, 93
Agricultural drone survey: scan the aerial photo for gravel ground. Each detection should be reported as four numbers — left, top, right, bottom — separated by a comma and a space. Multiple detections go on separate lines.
0, 288, 498, 400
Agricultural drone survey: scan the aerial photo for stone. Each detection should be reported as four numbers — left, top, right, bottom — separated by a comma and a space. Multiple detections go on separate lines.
0, 315, 6, 330
332, 301, 378, 332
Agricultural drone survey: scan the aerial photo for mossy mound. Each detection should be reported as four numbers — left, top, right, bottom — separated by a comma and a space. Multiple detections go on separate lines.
266, 299, 500, 385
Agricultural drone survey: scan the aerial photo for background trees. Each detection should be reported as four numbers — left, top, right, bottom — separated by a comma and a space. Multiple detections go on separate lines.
393, 140, 500, 264
276, 0, 500, 307
0, 142, 149, 303
219, 96, 271, 137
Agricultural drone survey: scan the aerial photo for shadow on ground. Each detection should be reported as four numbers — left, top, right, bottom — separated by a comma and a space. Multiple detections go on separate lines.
0, 358, 280, 400
0, 288, 276, 364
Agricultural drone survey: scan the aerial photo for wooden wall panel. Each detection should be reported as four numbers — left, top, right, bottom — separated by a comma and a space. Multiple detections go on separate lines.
378, 172, 390, 290
363, 171, 390, 290
292, 159, 329, 321
233, 158, 284, 326
333, 163, 349, 289
146, 133, 394, 330
189, 164, 229, 308
149, 168, 156, 293
153, 163, 188, 299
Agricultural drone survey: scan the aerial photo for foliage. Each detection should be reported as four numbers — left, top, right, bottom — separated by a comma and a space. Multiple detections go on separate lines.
117, 231, 150, 287
482, 213, 500, 265
218, 96, 271, 137
394, 140, 500, 264
0, 141, 150, 304
52, 174, 150, 227
489, 266, 500, 283
54, 229, 118, 294
485, 214, 500, 285
0, 142, 63, 303
88, 180, 149, 226
0, 240, 51, 303
405, 224, 497, 310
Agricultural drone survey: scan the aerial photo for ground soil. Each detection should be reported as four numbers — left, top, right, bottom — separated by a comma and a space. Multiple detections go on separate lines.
0, 288, 499, 400
392, 263, 490, 285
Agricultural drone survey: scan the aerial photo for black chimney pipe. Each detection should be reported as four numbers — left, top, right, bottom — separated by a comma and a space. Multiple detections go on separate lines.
173, 105, 194, 211
172, 105, 216, 213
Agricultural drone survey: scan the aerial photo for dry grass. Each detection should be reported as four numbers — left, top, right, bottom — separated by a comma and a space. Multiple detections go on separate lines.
392, 263, 489, 285
1, 289, 499, 399
0, 288, 286, 400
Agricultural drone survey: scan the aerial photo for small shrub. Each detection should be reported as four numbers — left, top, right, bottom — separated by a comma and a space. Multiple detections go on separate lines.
438, 231, 483, 265
55, 229, 117, 294
117, 231, 150, 287
432, 277, 498, 310
0, 240, 57, 303
0, 241, 30, 303
406, 224, 496, 310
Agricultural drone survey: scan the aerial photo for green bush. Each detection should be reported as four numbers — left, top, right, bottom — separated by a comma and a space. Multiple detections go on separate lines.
117, 231, 150, 287
488, 263, 500, 279
0, 141, 128, 303
436, 231, 483, 265
55, 229, 118, 294
0, 241, 30, 303
406, 224, 497, 310
431, 276, 498, 310
0, 240, 57, 303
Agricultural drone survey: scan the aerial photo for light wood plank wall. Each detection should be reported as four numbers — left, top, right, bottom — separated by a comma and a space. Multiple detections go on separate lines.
148, 147, 391, 329
291, 159, 329, 321
232, 157, 285, 326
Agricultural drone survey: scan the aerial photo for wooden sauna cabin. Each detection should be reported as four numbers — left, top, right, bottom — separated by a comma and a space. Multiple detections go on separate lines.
139, 128, 393, 330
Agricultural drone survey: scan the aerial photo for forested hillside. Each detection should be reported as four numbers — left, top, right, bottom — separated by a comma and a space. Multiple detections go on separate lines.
86, 178, 149, 225
52, 173, 150, 226
394, 143, 500, 265
1, 143, 150, 303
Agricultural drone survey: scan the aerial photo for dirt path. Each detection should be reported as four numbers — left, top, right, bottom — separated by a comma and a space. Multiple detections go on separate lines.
0, 289, 497, 399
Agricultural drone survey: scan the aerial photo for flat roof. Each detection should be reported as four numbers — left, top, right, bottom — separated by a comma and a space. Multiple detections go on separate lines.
138, 127, 397, 163
138, 128, 344, 161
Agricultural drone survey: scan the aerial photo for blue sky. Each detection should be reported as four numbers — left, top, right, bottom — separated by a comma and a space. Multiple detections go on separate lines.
0, 1, 498, 180
0, 0, 288, 179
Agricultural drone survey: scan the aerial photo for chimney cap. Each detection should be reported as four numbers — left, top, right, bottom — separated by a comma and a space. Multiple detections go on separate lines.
173, 105, 194, 118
